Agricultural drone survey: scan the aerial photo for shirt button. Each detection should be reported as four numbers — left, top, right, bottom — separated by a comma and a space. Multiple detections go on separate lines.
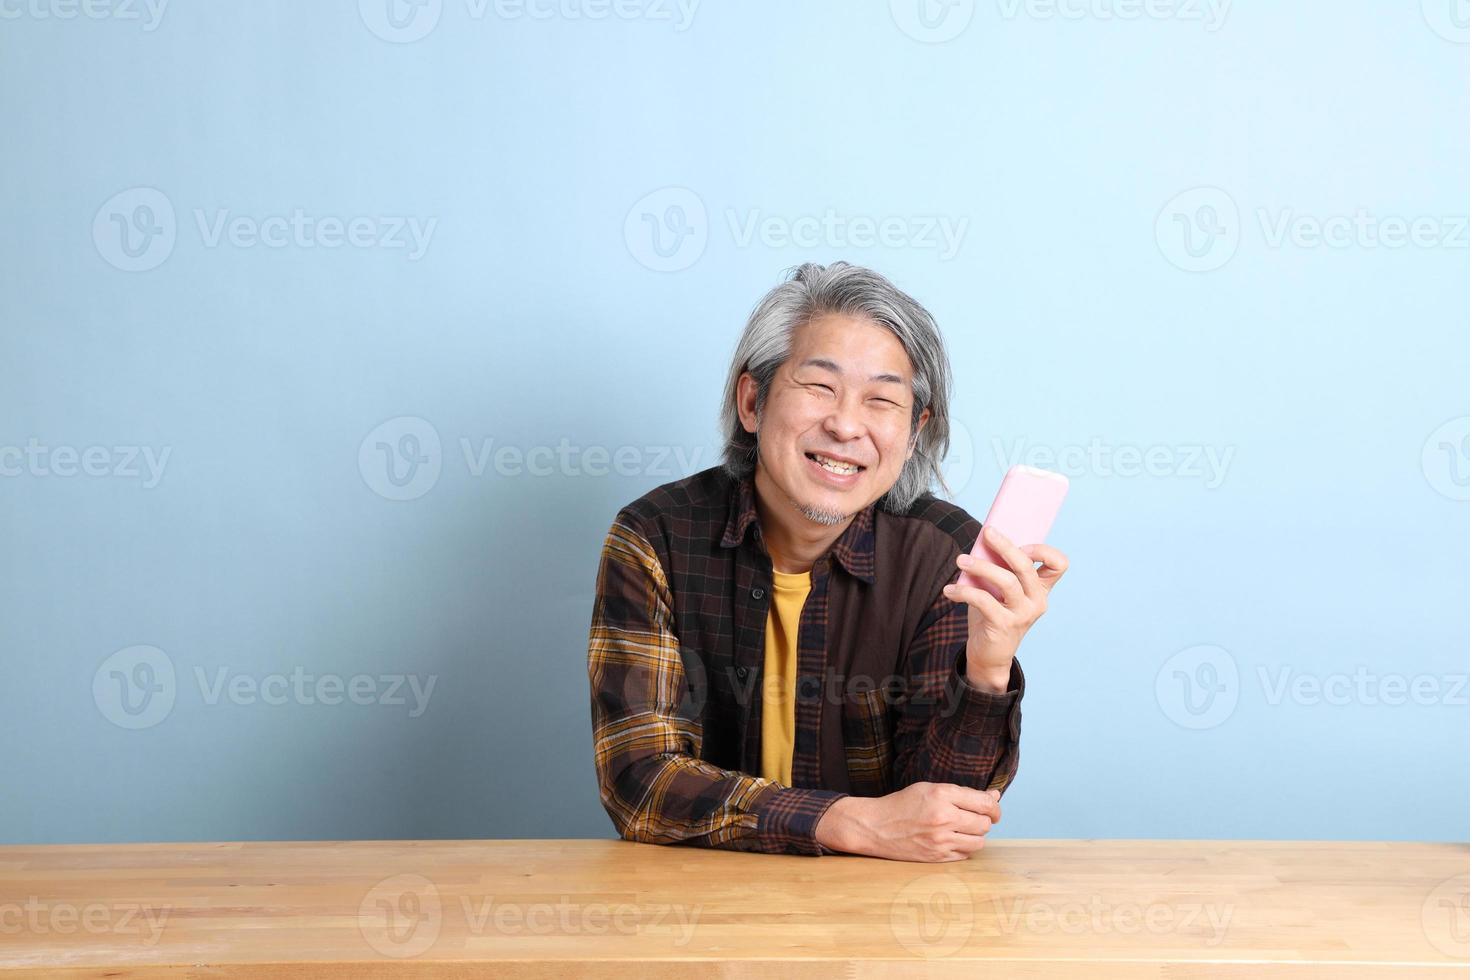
735, 666, 749, 680
751, 588, 765, 599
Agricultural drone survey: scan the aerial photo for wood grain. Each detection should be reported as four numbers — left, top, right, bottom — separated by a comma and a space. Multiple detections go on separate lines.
1, 838, 1468, 977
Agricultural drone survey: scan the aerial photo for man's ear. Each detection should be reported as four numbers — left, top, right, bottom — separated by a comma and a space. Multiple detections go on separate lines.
907, 406, 932, 456
736, 371, 761, 434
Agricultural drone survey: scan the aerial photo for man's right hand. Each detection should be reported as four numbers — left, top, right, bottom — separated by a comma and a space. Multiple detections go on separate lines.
814, 782, 1002, 862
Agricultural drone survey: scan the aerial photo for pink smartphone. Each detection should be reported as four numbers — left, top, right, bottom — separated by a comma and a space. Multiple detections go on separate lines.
957, 465, 1069, 599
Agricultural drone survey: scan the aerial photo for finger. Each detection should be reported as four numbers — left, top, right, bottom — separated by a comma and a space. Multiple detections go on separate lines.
944, 785, 1002, 820
983, 525, 1044, 600
1020, 544, 1069, 592
943, 577, 1012, 620
947, 831, 988, 856
952, 557, 1024, 607
953, 812, 995, 837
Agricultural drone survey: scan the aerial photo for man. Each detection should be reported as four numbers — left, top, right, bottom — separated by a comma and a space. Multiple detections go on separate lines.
587, 262, 1069, 862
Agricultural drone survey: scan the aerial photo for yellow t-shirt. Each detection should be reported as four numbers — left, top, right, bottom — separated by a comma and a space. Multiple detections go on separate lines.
759, 563, 812, 785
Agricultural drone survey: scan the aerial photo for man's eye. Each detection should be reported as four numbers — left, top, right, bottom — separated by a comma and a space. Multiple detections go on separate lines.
806, 383, 834, 394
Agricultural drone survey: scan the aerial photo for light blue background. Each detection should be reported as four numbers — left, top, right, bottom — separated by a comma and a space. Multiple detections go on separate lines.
2, 0, 1466, 845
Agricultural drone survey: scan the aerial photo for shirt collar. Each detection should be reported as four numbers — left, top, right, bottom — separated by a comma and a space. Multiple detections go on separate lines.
720, 471, 877, 585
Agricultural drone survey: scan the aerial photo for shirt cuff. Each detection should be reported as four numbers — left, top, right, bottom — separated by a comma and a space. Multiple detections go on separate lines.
948, 656, 1025, 738
753, 785, 849, 856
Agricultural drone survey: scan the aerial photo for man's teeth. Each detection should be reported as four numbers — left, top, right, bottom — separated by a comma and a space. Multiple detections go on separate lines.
810, 453, 860, 474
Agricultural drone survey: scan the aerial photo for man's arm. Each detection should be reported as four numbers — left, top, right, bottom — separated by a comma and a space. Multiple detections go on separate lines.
588, 513, 848, 855
887, 591, 1024, 795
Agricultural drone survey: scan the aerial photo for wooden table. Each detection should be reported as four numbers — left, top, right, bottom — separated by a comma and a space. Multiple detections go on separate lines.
1, 839, 1468, 977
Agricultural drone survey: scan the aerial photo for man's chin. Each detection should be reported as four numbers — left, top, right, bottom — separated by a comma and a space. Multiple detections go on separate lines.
791, 495, 852, 527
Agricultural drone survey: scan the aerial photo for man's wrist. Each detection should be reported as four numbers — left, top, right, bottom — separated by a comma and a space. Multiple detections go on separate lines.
965, 658, 1015, 695
814, 795, 868, 854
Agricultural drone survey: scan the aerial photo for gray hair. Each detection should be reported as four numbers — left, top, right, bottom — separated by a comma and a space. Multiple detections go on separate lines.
718, 261, 956, 514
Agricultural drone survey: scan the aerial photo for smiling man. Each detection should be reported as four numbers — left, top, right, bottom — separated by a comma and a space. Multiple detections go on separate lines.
587, 262, 1068, 861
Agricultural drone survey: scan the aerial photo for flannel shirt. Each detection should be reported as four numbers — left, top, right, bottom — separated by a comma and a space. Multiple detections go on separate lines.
588, 466, 1024, 856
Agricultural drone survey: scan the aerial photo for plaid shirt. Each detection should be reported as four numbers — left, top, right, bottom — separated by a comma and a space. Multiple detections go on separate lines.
587, 465, 1024, 856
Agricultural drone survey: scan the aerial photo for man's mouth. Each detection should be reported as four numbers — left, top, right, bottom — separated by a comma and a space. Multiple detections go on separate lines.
804, 452, 865, 476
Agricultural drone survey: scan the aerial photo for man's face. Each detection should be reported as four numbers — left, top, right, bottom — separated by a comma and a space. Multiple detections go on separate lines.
739, 314, 929, 526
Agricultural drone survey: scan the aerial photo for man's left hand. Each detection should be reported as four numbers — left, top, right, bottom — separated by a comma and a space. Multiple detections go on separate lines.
942, 525, 1069, 693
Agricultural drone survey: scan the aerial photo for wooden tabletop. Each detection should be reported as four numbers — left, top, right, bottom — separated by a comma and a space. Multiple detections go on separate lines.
1, 838, 1468, 977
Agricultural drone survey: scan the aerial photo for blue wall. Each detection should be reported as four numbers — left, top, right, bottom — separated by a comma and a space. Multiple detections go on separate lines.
2, 0, 1466, 845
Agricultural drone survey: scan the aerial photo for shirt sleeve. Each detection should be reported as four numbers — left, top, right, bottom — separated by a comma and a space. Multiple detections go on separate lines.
888, 589, 1025, 795
588, 514, 848, 855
